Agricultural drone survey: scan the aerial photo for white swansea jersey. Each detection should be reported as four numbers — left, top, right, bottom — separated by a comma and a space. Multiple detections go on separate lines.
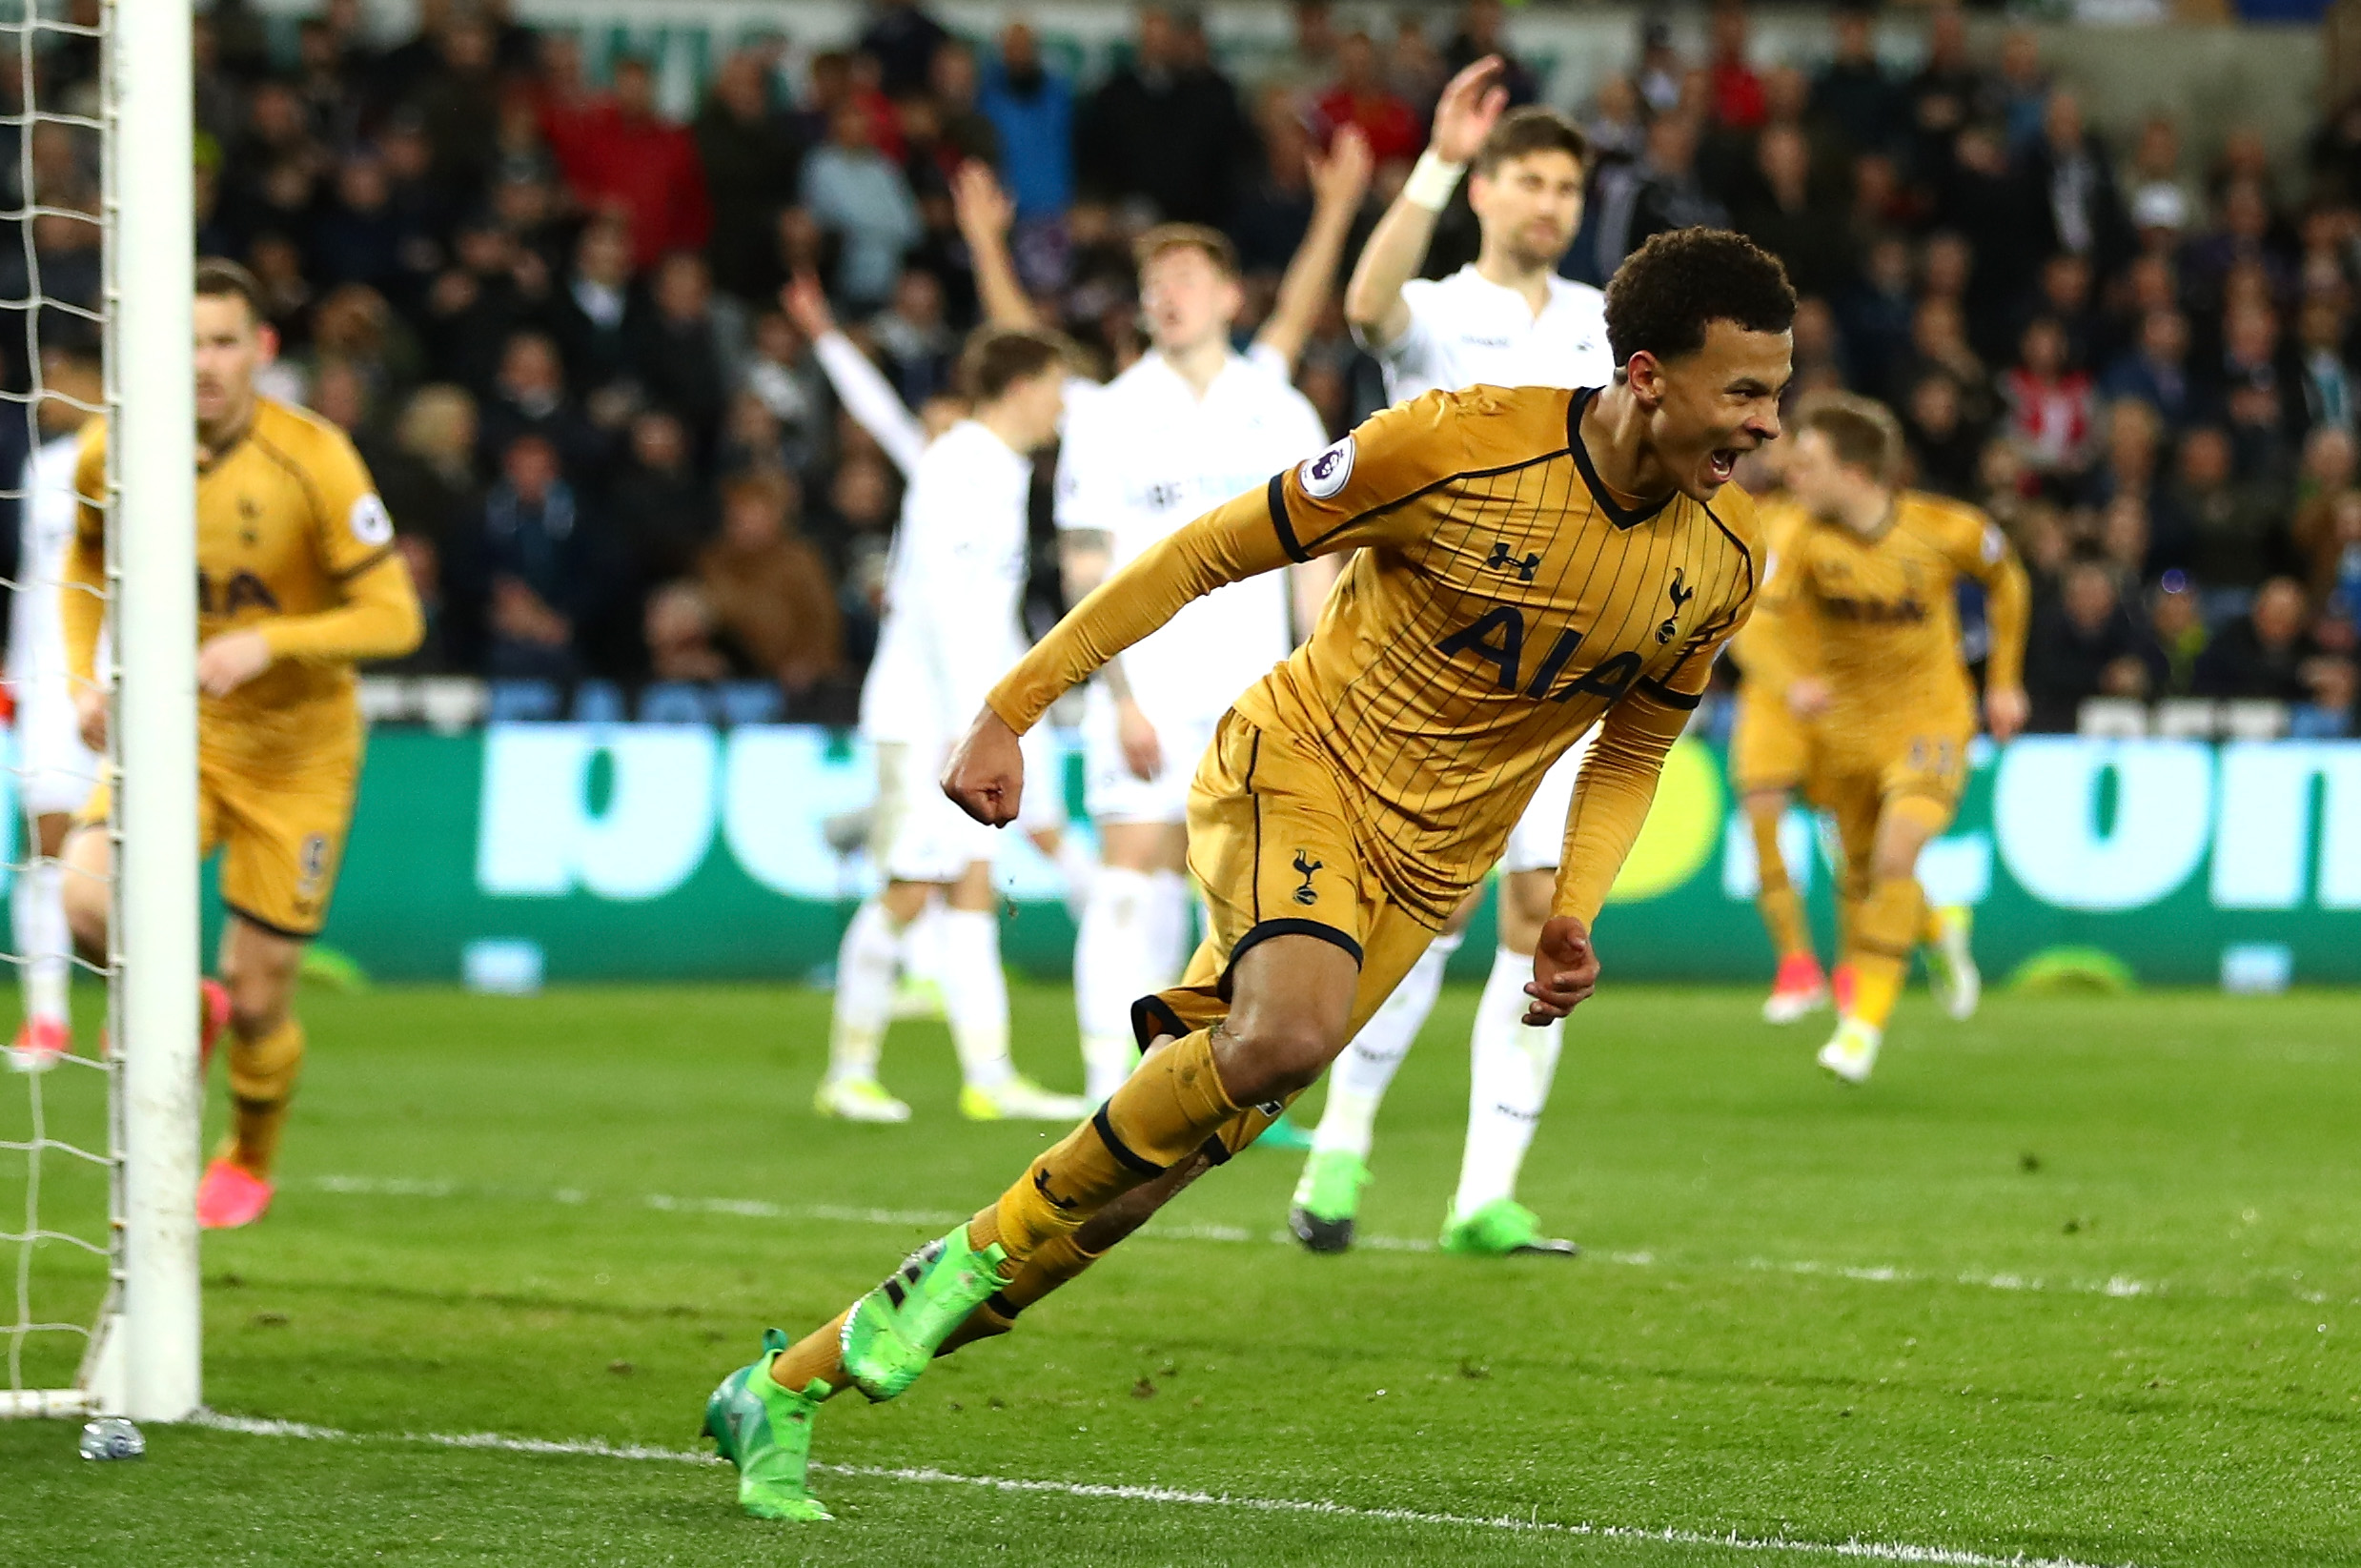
1056, 348, 1328, 724
859, 418, 1035, 751
1366, 265, 1612, 404
8, 434, 80, 691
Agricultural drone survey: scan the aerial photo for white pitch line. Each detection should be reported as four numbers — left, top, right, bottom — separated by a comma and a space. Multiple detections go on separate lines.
300, 1174, 2183, 1303
187, 1411, 2141, 1568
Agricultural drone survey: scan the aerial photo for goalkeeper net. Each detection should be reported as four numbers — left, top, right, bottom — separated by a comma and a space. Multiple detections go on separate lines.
1, 0, 197, 1422
0, 0, 118, 1417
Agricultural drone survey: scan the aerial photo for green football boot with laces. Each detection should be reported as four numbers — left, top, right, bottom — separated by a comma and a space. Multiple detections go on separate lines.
1439, 1197, 1580, 1257
840, 1225, 1009, 1402
1288, 1149, 1370, 1253
704, 1329, 832, 1521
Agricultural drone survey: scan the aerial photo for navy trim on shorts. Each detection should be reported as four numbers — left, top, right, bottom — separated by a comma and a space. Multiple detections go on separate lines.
1197, 1132, 1235, 1169
1219, 917, 1364, 1000
1090, 1103, 1168, 1178
222, 901, 319, 943
1130, 995, 1189, 1055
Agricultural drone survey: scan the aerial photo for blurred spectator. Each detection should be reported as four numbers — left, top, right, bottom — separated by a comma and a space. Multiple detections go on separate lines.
2299, 487, 2361, 611
1813, 7, 1900, 158
1737, 125, 1851, 302
2194, 577, 2319, 699
2022, 91, 2129, 282
607, 408, 714, 585
697, 471, 845, 706
979, 22, 1074, 225
371, 383, 479, 557
546, 55, 713, 271
2083, 396, 2164, 512
1443, 1, 1539, 108
1903, 370, 1984, 499
740, 309, 830, 475
2026, 558, 2155, 730
625, 251, 733, 453
1704, 1, 1766, 133
418, 216, 548, 395
2161, 425, 2287, 592
404, 10, 500, 200
858, 0, 950, 100
2293, 296, 2357, 432
1992, 29, 2049, 154
802, 102, 921, 310
449, 433, 605, 681
1315, 31, 1420, 168
552, 217, 637, 394
867, 268, 957, 408
2001, 316, 2095, 484
643, 580, 732, 682
478, 330, 604, 478
696, 50, 806, 301
1076, 6, 1248, 225
2102, 310, 2197, 430
926, 40, 1002, 172
2147, 577, 2208, 695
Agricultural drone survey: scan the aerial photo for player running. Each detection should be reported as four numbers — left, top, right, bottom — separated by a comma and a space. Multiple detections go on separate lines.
6, 346, 109, 1071
58, 259, 422, 1227
1292, 58, 1614, 1258
1725, 481, 1842, 1022
813, 325, 1090, 1126
701, 229, 1795, 1521
1763, 396, 2027, 1085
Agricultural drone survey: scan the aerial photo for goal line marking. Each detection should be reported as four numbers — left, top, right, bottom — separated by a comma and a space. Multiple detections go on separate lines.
302, 1173, 2184, 1304
187, 1410, 2141, 1568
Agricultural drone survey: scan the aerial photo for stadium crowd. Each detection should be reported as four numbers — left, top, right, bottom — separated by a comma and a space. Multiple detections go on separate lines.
6, 0, 2361, 733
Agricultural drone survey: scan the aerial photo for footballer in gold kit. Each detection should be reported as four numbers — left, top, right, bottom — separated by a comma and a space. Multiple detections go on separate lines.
1759, 395, 2027, 1084
60, 259, 421, 1227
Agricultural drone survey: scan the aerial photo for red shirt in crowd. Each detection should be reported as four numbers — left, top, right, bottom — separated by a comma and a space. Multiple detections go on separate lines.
543, 98, 714, 268
1314, 86, 1422, 167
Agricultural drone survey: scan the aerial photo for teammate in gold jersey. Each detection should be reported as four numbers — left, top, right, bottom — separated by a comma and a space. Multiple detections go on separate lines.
1726, 484, 1841, 1021
59, 259, 422, 1227
696, 229, 1797, 1522
1766, 396, 2027, 1084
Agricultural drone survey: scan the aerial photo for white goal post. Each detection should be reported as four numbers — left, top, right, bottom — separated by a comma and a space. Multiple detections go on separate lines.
0, 0, 199, 1423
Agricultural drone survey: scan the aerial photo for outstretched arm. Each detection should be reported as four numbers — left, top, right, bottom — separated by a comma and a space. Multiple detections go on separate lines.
1965, 521, 2031, 741
787, 274, 930, 478
1343, 56, 1507, 352
951, 159, 1037, 330
1254, 125, 1373, 375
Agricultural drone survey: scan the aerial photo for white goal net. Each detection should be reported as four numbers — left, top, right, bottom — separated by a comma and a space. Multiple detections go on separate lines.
1, 0, 199, 1424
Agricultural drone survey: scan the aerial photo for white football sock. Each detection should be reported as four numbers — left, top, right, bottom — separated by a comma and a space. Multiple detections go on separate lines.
1451, 945, 1566, 1218
1073, 865, 1154, 1100
1311, 930, 1462, 1158
901, 901, 948, 985
937, 906, 1015, 1091
1145, 868, 1192, 980
1053, 832, 1097, 920
12, 858, 70, 1025
827, 900, 903, 1083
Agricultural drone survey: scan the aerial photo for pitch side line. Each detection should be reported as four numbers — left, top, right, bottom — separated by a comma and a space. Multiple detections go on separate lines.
188, 1412, 2139, 1568
301, 1174, 2189, 1304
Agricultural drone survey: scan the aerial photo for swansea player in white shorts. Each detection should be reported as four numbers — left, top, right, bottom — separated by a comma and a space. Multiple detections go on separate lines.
1292, 62, 1618, 1257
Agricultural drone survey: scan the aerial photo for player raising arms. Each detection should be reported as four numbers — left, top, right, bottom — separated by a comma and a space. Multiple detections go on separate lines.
59, 259, 422, 1226
701, 229, 1794, 1522
1765, 396, 2027, 1085
1292, 57, 1616, 1258
813, 325, 1090, 1125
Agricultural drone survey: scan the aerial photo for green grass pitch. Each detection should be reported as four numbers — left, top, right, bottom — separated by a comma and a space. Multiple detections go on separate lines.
2, 982, 2355, 1566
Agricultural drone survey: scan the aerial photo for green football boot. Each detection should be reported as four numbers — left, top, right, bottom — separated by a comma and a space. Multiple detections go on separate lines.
1288, 1149, 1370, 1253
703, 1329, 832, 1521
1252, 1110, 1317, 1152
840, 1226, 1009, 1402
1438, 1198, 1580, 1258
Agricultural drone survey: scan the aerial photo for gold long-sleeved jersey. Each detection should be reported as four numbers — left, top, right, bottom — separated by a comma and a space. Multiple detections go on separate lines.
1762, 490, 2028, 760
1727, 493, 1816, 706
65, 397, 423, 765
988, 385, 1760, 926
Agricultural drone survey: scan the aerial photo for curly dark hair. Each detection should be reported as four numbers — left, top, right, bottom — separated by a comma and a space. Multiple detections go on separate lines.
1603, 229, 1796, 369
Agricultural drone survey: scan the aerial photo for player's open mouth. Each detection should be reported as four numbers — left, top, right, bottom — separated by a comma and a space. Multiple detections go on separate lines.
1706, 449, 1739, 482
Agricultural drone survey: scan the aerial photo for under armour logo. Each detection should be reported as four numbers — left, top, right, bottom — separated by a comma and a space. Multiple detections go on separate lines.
1486, 540, 1542, 581
1032, 1168, 1078, 1211
1292, 851, 1322, 906
1658, 568, 1695, 644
